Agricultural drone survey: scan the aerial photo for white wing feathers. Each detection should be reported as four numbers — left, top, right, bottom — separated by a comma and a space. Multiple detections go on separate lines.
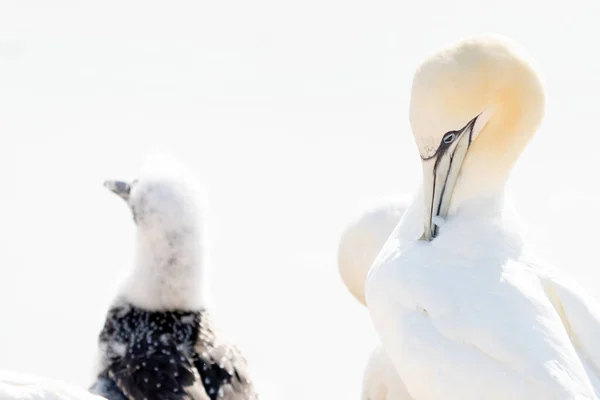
543, 272, 600, 394
367, 244, 599, 399
361, 346, 412, 400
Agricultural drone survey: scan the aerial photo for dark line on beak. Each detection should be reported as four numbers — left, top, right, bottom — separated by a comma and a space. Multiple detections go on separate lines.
421, 114, 480, 160
429, 164, 437, 238
430, 147, 455, 238
467, 114, 479, 146
423, 114, 480, 239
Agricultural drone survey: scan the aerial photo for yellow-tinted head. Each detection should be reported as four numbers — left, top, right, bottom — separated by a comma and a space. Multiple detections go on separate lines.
409, 34, 546, 240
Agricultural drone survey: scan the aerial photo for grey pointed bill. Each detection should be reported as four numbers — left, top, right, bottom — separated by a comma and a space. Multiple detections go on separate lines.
420, 116, 479, 241
103, 180, 131, 201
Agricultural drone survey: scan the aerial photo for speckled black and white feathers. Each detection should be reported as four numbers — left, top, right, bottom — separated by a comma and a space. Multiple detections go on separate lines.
94, 158, 257, 400
90, 304, 256, 400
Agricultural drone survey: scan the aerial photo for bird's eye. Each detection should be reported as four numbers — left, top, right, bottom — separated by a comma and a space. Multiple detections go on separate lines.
443, 132, 457, 144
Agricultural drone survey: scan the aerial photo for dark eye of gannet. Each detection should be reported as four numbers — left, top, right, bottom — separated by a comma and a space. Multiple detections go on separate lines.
421, 129, 462, 161
443, 132, 457, 144
422, 115, 480, 162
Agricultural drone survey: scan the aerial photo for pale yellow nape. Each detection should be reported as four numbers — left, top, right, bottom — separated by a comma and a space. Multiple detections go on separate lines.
409, 34, 547, 204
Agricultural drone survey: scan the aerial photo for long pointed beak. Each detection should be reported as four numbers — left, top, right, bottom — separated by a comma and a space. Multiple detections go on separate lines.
103, 180, 131, 201
421, 117, 478, 241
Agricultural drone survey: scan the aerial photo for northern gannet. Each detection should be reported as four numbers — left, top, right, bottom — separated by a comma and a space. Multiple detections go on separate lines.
338, 197, 413, 400
89, 156, 257, 400
366, 34, 600, 399
338, 197, 409, 306
0, 370, 106, 400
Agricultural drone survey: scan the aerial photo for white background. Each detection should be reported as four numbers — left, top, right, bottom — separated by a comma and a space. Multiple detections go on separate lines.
1, 1, 600, 399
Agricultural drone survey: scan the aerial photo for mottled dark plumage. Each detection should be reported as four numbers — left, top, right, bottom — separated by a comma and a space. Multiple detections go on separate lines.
90, 304, 255, 400
90, 376, 128, 400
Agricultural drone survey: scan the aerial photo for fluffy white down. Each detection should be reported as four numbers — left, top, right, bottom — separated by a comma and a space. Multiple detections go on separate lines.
0, 371, 106, 400
115, 153, 212, 311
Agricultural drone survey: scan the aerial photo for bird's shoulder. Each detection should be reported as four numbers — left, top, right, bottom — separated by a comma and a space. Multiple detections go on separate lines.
192, 314, 257, 400
96, 304, 256, 400
97, 304, 208, 400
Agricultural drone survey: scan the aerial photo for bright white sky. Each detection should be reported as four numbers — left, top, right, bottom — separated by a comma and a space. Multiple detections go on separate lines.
1, 1, 600, 399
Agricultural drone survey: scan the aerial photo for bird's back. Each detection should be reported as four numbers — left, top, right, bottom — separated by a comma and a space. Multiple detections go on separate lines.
91, 304, 256, 400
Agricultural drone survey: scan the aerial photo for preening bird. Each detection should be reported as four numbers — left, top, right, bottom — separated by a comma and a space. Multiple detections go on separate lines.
366, 34, 600, 399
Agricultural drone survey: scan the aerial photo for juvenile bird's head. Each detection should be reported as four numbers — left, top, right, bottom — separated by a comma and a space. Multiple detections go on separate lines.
104, 154, 210, 311
104, 175, 204, 241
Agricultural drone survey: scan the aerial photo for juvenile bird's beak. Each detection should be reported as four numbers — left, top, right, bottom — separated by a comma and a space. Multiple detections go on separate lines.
421, 116, 478, 241
103, 180, 131, 201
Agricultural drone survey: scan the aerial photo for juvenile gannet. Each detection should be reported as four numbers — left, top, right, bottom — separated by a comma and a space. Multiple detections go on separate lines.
89, 156, 257, 400
338, 197, 412, 400
0, 370, 106, 400
366, 34, 600, 399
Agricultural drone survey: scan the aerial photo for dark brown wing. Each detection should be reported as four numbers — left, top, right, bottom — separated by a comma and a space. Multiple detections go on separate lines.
108, 334, 204, 400
193, 314, 257, 400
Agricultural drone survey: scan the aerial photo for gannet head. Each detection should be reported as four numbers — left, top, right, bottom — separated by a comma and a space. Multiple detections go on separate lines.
338, 197, 409, 305
103, 177, 204, 236
104, 155, 206, 239
410, 34, 546, 240
104, 154, 210, 310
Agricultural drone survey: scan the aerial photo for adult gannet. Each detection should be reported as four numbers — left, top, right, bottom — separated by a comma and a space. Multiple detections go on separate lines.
366, 34, 600, 399
0, 370, 106, 400
89, 156, 257, 400
338, 197, 412, 400
338, 197, 409, 306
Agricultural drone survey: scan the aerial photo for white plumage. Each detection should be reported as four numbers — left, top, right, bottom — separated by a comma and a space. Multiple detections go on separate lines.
338, 197, 410, 306
0, 371, 105, 400
113, 154, 212, 312
91, 154, 256, 400
366, 34, 600, 399
337, 197, 412, 400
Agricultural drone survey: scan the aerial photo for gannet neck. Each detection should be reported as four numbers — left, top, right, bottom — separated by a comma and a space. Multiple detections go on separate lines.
123, 223, 209, 311
448, 84, 544, 214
